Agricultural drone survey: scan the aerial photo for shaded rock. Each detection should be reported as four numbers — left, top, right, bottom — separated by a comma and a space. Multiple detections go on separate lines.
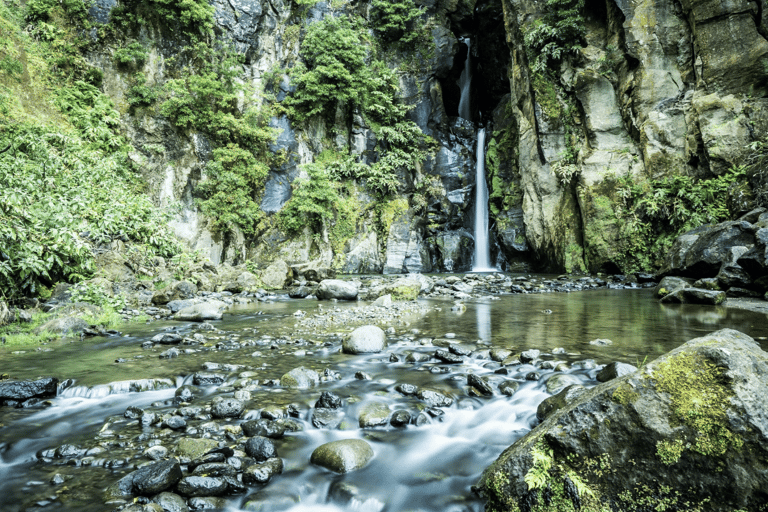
343, 325, 386, 354
717, 263, 753, 289
0, 301, 10, 326
499, 381, 520, 396
288, 284, 314, 299
654, 276, 693, 297
244, 436, 277, 462
243, 458, 283, 484
152, 492, 189, 512
390, 410, 411, 427
358, 402, 390, 428
175, 385, 201, 402
176, 476, 229, 497
191, 463, 236, 478
174, 301, 227, 322
151, 333, 183, 344
468, 374, 494, 396
520, 349, 540, 363
114, 459, 183, 497
316, 280, 359, 300
478, 329, 768, 512
192, 373, 226, 386
315, 391, 342, 409
310, 439, 374, 473
596, 362, 638, 382
311, 408, 345, 429
660, 288, 726, 305
241, 419, 286, 439
280, 367, 320, 388
0, 377, 58, 405
38, 316, 89, 336
187, 497, 227, 510
435, 349, 463, 364
536, 384, 587, 421
589, 338, 613, 346
544, 374, 583, 395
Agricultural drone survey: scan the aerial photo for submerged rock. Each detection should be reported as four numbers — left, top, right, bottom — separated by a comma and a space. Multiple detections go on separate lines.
477, 329, 768, 511
310, 439, 374, 473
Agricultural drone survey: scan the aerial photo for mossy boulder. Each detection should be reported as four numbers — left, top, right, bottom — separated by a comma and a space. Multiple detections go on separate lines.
476, 329, 768, 512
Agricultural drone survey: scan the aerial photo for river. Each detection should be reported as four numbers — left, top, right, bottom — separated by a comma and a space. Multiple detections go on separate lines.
1, 284, 767, 512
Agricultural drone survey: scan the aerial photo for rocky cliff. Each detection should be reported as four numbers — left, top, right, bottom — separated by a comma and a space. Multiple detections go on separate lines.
82, 0, 768, 274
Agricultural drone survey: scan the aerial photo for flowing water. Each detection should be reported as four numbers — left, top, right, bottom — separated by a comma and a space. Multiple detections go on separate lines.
457, 38, 472, 121
471, 128, 493, 272
1, 286, 768, 512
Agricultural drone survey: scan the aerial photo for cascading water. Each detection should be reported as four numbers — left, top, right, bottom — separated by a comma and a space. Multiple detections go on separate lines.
457, 38, 495, 271
472, 127, 494, 271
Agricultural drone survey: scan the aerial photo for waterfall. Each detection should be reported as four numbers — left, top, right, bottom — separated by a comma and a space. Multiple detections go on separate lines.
458, 38, 472, 120
473, 127, 494, 271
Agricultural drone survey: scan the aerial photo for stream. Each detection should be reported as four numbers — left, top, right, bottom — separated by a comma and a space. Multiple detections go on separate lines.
1, 283, 767, 512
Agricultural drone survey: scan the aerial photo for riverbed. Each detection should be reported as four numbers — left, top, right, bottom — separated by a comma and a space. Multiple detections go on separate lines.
1, 286, 767, 512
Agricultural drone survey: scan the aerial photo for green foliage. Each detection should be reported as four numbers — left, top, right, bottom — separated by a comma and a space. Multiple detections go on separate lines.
109, 0, 215, 42
370, 0, 425, 45
524, 441, 554, 491
745, 137, 768, 207
114, 42, 148, 68
126, 73, 159, 108
654, 353, 743, 459
54, 80, 123, 151
70, 282, 126, 311
26, 0, 88, 23
197, 145, 269, 236
613, 165, 748, 270
523, 0, 585, 73
285, 16, 369, 121
160, 42, 277, 235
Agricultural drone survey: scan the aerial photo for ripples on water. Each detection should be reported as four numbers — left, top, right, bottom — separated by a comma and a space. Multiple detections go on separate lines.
1, 287, 767, 512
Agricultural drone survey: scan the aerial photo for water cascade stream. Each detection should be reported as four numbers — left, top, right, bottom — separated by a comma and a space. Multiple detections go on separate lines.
458, 38, 495, 271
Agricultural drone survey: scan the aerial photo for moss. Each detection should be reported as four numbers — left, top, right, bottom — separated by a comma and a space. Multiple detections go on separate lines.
656, 438, 685, 465
653, 353, 743, 459
376, 197, 409, 240
612, 382, 639, 406
389, 285, 419, 301
564, 243, 586, 273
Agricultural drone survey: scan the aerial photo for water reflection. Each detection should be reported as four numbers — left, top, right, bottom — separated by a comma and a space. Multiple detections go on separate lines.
475, 301, 492, 343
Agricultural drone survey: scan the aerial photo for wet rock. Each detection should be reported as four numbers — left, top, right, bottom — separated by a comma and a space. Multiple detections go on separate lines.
174, 301, 227, 322
176, 438, 218, 460
0, 376, 59, 406
343, 325, 386, 354
358, 402, 390, 428
187, 497, 227, 510
151, 333, 183, 344
165, 416, 187, 430
312, 408, 345, 429
280, 367, 320, 388
499, 381, 520, 396
191, 463, 236, 477
244, 436, 277, 462
545, 374, 583, 395
371, 294, 392, 307
660, 288, 726, 305
151, 492, 189, 512
144, 445, 169, 461
176, 476, 229, 497
115, 459, 183, 497
596, 362, 638, 382
241, 419, 286, 439
175, 385, 201, 402
589, 338, 613, 346
55, 444, 85, 458
520, 349, 540, 363
536, 384, 587, 421
478, 329, 768, 511
192, 373, 226, 386
211, 397, 244, 418
288, 284, 314, 299
38, 315, 90, 336
316, 280, 359, 301
390, 410, 411, 427
468, 374, 494, 396
310, 439, 374, 473
435, 349, 463, 364
416, 389, 453, 407
654, 276, 694, 297
315, 391, 342, 409
490, 349, 512, 362
405, 351, 430, 363
243, 457, 283, 484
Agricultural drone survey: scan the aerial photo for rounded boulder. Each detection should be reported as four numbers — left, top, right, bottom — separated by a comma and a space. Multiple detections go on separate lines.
343, 325, 386, 354
310, 439, 374, 473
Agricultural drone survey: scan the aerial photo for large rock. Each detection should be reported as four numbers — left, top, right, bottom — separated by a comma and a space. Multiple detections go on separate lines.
342, 326, 386, 354
316, 280, 359, 301
0, 377, 59, 406
310, 439, 374, 474
659, 288, 726, 305
477, 329, 768, 511
173, 300, 227, 322
259, 260, 292, 290
0, 300, 9, 326
109, 459, 183, 497
279, 367, 320, 389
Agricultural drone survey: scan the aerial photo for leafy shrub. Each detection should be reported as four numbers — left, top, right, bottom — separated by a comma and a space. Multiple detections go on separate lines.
370, 0, 425, 45
26, 0, 88, 23
70, 282, 126, 310
523, 0, 585, 73
109, 0, 214, 42
114, 42, 148, 68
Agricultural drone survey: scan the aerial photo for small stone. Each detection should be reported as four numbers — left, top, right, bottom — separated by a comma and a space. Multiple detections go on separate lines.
310, 439, 374, 473
244, 436, 277, 462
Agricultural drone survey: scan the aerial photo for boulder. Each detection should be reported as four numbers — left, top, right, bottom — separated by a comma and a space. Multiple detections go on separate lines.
175, 438, 218, 460
38, 316, 89, 336
242, 458, 283, 484
659, 288, 726, 305
279, 367, 320, 388
536, 384, 587, 421
110, 459, 182, 497
291, 262, 336, 282
260, 260, 293, 290
236, 271, 261, 291
151, 492, 189, 512
343, 326, 386, 354
358, 402, 390, 428
176, 476, 229, 497
382, 278, 421, 301
310, 439, 374, 473
210, 397, 244, 418
596, 362, 638, 382
653, 276, 693, 297
316, 280, 359, 301
0, 300, 11, 326
244, 437, 277, 462
174, 300, 227, 322
0, 377, 58, 405
95, 251, 134, 282
477, 329, 768, 512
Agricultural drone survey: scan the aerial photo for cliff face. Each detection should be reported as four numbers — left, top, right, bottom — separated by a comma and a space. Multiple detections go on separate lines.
86, 0, 768, 274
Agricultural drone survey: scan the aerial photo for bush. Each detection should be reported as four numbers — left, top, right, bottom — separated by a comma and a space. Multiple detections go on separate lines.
370, 0, 425, 45
523, 0, 585, 73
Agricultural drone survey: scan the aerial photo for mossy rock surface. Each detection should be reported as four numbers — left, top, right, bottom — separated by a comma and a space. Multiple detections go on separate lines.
477, 328, 768, 512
